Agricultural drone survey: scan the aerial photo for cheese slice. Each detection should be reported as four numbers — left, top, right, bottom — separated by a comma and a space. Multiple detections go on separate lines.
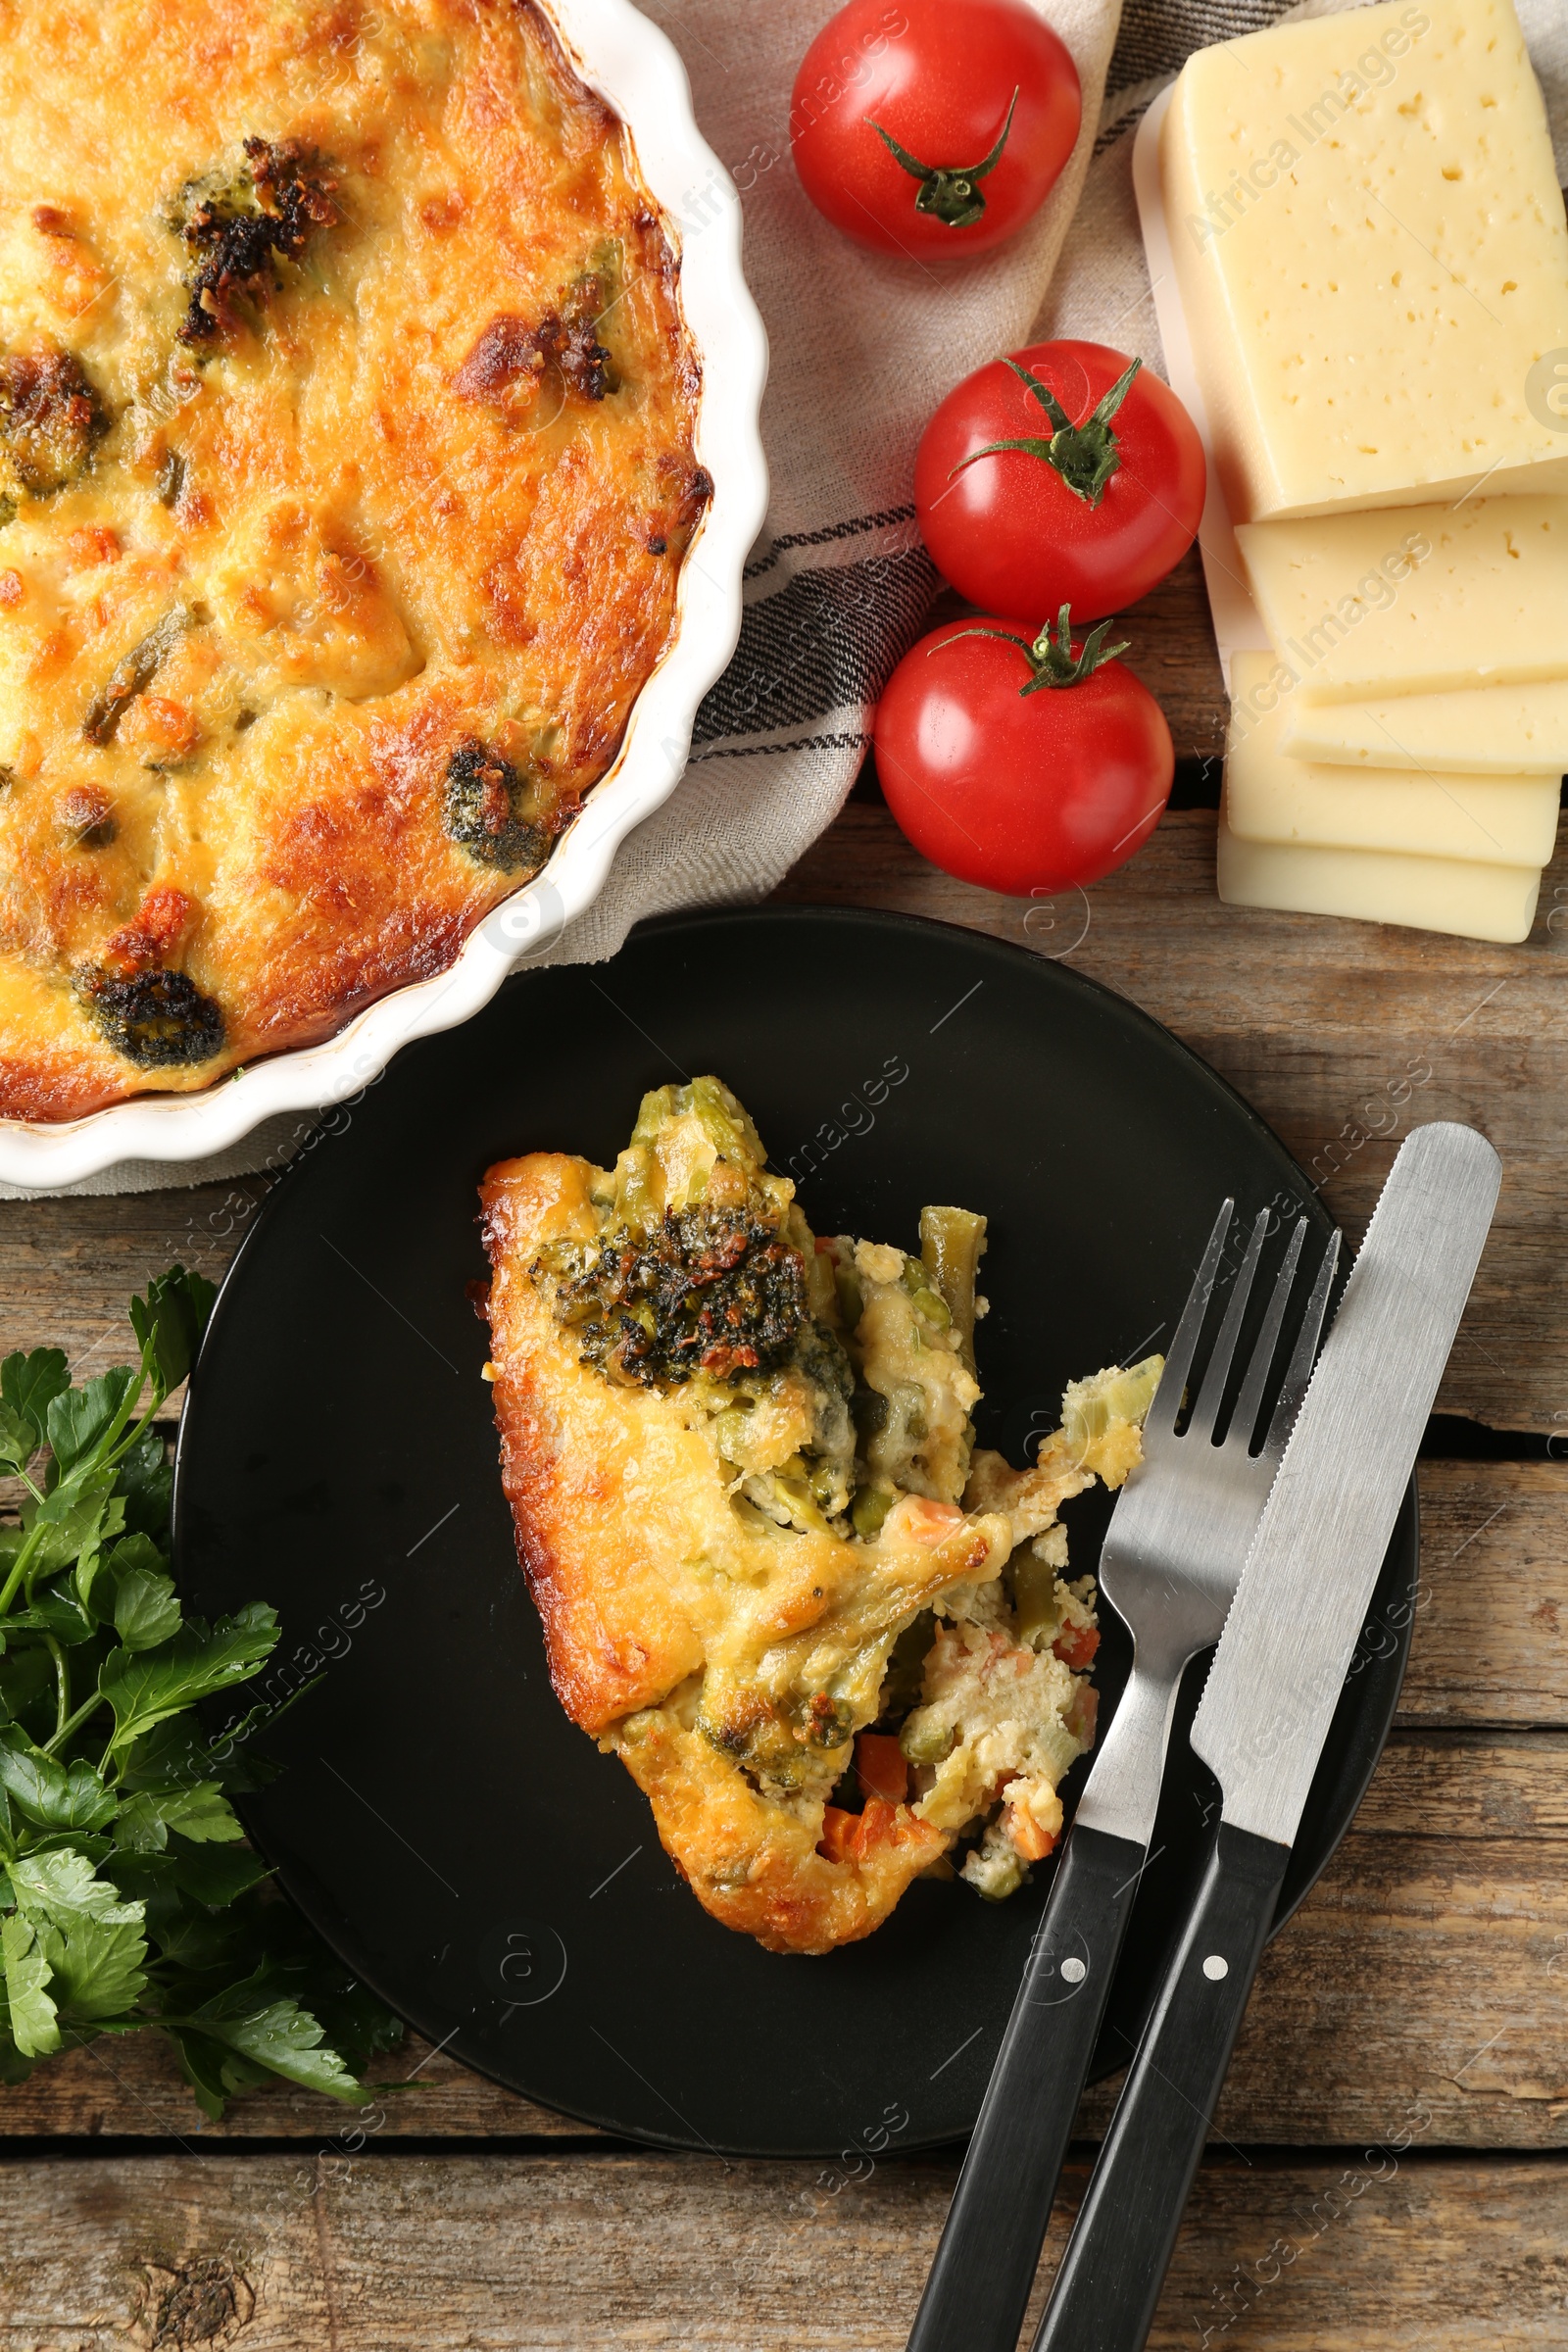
1280, 678, 1568, 774
1216, 821, 1541, 943
1235, 501, 1568, 700
1160, 0, 1568, 522
1226, 654, 1561, 864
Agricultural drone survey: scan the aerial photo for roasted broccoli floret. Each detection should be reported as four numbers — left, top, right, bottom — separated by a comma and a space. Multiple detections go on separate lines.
176, 136, 338, 344
442, 740, 550, 873
553, 1207, 810, 1386
79, 967, 224, 1067
0, 347, 107, 507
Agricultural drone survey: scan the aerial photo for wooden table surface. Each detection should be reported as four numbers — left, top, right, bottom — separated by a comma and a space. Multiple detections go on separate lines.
2, 551, 1564, 2348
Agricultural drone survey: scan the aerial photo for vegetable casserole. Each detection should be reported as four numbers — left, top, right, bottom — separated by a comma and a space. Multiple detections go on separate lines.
0, 0, 707, 1118
477, 1079, 1160, 1955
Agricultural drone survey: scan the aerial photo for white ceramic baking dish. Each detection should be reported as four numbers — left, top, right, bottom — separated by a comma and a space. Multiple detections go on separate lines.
0, 0, 768, 1188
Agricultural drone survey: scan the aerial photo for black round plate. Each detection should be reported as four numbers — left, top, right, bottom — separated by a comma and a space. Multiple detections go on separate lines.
173, 906, 1416, 2159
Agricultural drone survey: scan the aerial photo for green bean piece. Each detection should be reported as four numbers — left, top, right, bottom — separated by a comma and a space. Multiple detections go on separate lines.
920, 1204, 987, 1371
1010, 1552, 1062, 1649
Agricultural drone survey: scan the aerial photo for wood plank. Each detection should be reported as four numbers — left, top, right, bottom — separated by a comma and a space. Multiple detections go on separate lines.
0, 2149, 1561, 2348
0, 1177, 260, 1367
772, 804, 1568, 1432
0, 2023, 578, 2146
1400, 1463, 1568, 1727
3, 1724, 1561, 2150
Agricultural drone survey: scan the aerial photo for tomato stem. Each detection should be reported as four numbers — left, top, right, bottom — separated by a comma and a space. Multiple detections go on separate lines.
934, 605, 1129, 695
949, 355, 1144, 508
864, 89, 1018, 229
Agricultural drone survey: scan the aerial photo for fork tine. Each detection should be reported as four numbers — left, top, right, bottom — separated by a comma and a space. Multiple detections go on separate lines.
1261, 1226, 1343, 1462
1227, 1214, 1308, 1452
1185, 1206, 1269, 1443
1138, 1200, 1233, 1455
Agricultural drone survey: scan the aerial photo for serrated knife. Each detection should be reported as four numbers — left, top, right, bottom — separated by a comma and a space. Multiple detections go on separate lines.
1030, 1120, 1501, 2352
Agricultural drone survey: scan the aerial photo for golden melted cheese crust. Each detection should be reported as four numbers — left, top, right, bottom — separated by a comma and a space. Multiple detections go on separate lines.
0, 0, 705, 1117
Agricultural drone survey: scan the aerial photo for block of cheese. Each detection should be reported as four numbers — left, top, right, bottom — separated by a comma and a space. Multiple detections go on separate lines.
1225, 654, 1561, 864
1235, 501, 1568, 700
1160, 0, 1568, 522
1216, 821, 1541, 943
1280, 678, 1568, 773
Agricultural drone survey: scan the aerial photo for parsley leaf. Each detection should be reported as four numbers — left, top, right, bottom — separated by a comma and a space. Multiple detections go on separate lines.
1, 1914, 58, 2056
40, 1905, 149, 2023
114, 1782, 243, 1855
45, 1368, 139, 1475
129, 1267, 218, 1395
100, 1605, 279, 1753
113, 1433, 172, 1539
177, 1967, 368, 2104
9, 1847, 144, 1925
0, 1735, 118, 1833
0, 1349, 70, 1453
113, 1565, 183, 1653
0, 1402, 37, 1480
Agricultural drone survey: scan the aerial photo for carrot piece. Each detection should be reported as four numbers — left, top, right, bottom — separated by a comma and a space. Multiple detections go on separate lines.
851, 1798, 904, 1860
1053, 1623, 1101, 1672
1004, 1802, 1058, 1864
856, 1731, 908, 1806
816, 1806, 859, 1864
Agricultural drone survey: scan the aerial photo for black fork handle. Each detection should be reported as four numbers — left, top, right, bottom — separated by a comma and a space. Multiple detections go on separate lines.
1030, 1824, 1292, 2352
906, 1823, 1148, 2352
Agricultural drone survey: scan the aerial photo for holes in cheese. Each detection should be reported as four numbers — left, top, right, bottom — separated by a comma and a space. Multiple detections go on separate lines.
1225, 651, 1562, 866
1216, 820, 1542, 945
1159, 0, 1568, 520
1235, 501, 1568, 702
1279, 677, 1568, 774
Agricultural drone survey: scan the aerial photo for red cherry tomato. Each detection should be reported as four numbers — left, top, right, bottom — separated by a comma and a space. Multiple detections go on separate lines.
791, 0, 1081, 261
873, 612, 1174, 897
915, 340, 1206, 622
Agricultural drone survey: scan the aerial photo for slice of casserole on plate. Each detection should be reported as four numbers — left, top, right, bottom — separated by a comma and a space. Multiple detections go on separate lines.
477, 1079, 1159, 1954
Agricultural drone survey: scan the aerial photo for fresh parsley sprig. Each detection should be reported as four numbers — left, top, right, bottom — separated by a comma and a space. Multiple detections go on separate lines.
0, 1268, 402, 2116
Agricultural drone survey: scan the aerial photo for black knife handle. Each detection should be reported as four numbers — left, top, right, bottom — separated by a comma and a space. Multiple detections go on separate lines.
906, 1823, 1148, 2352
1030, 1823, 1292, 2352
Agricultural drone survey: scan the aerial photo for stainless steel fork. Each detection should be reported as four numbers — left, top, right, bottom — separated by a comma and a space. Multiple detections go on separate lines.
905, 1200, 1341, 2352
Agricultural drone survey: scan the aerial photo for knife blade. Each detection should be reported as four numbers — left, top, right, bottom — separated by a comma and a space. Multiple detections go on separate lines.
1188, 1120, 1501, 1844
1030, 1122, 1501, 2352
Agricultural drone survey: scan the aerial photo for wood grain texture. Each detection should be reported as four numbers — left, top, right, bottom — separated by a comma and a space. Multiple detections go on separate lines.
0, 1460, 1558, 2148
0, 1177, 261, 1367
771, 804, 1568, 1431
1401, 1464, 1568, 1726
0, 2149, 1561, 2348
